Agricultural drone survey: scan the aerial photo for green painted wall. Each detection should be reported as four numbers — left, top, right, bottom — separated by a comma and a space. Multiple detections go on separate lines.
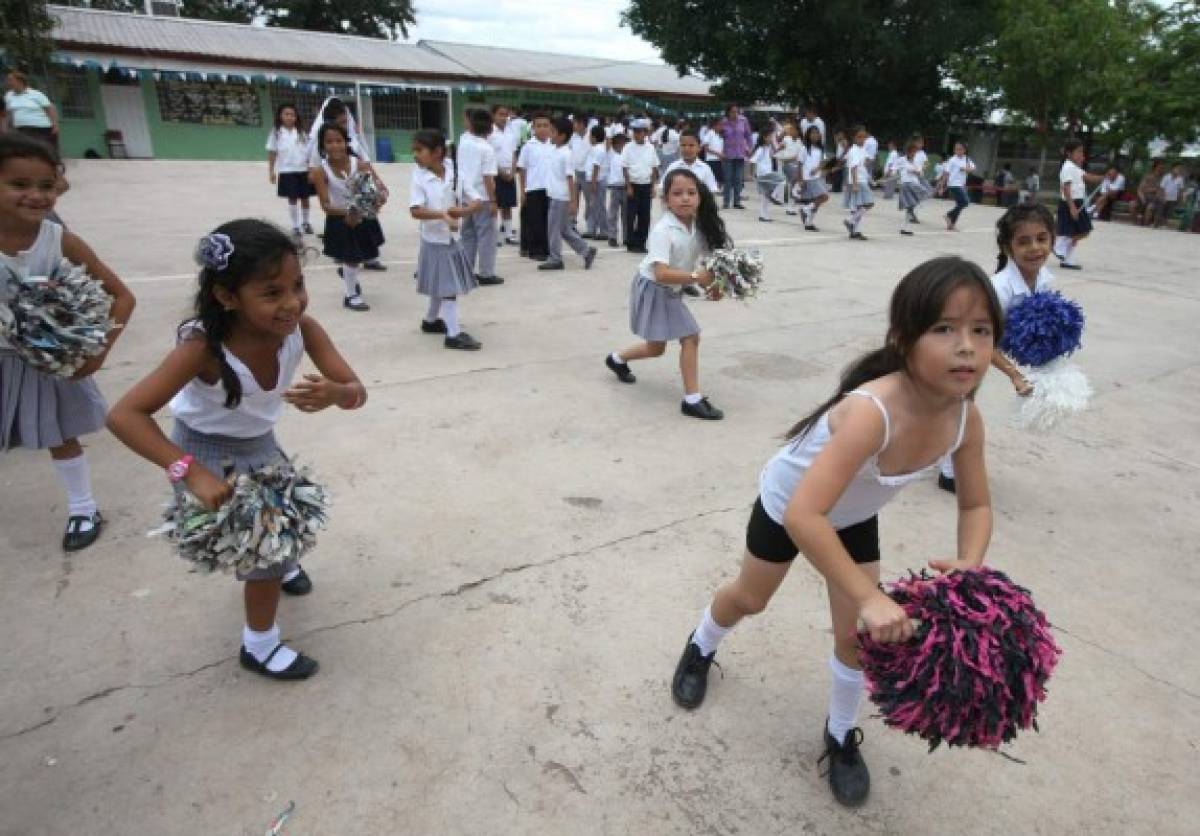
57, 68, 108, 158
142, 77, 273, 161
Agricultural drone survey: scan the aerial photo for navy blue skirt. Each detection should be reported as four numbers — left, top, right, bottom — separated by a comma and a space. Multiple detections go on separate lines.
323, 215, 383, 264
1057, 199, 1093, 237
277, 171, 315, 199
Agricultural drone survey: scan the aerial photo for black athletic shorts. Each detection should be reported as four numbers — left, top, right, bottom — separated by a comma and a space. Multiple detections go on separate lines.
745, 497, 880, 565
495, 176, 518, 209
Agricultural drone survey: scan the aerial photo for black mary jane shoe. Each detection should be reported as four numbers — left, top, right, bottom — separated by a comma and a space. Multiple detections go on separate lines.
605, 355, 636, 384
819, 724, 870, 808
682, 284, 702, 298
476, 274, 505, 285
62, 511, 104, 552
239, 645, 319, 680
681, 397, 724, 420
671, 634, 718, 710
421, 318, 448, 334
362, 260, 388, 271
281, 568, 313, 596
445, 332, 483, 351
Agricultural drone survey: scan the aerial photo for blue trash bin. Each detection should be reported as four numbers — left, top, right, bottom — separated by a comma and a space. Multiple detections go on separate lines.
375, 137, 394, 163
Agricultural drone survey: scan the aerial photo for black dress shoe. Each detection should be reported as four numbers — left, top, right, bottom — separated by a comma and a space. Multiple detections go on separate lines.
239, 645, 319, 680
363, 260, 387, 271
851, 232, 868, 240
281, 568, 313, 596
681, 397, 724, 420
476, 274, 505, 285
445, 332, 482, 350
343, 295, 370, 312
804, 224, 819, 231
682, 284, 702, 297
62, 511, 103, 552
607, 238, 620, 248
538, 260, 565, 271
900, 229, 914, 236
819, 724, 870, 808
671, 635, 717, 710
938, 473, 957, 494
421, 318, 448, 334
605, 354, 636, 383
584, 247, 597, 269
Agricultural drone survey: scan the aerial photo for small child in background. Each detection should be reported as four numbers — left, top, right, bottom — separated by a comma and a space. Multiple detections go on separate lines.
266, 103, 315, 237
703, 118, 725, 196
896, 141, 930, 236
540, 117, 598, 272
456, 108, 504, 286
1156, 162, 1186, 228
410, 130, 483, 351
488, 105, 520, 245
584, 125, 609, 239
1052, 140, 1102, 269
796, 125, 829, 231
843, 127, 874, 240
1021, 167, 1041, 205
660, 130, 719, 194
750, 128, 784, 222
517, 114, 555, 261
622, 120, 660, 254
881, 140, 899, 201
938, 142, 976, 231
569, 115, 592, 229
606, 133, 629, 248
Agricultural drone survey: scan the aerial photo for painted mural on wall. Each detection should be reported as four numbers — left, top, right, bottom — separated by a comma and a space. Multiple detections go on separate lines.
156, 80, 262, 126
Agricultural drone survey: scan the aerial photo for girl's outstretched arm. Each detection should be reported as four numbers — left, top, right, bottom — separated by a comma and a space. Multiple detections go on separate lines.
62, 230, 135, 380
784, 396, 913, 643
931, 403, 992, 573
283, 315, 366, 413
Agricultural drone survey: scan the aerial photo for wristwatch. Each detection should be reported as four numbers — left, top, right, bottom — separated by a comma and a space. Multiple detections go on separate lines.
167, 454, 194, 483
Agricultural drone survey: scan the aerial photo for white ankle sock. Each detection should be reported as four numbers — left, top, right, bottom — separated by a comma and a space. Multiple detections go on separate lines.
692, 606, 730, 656
288, 203, 301, 228
827, 654, 865, 743
54, 455, 97, 518
440, 299, 460, 336
243, 624, 298, 673
282, 566, 301, 583
610, 351, 626, 365
683, 392, 704, 405
301, 204, 311, 222
424, 295, 442, 322
1064, 241, 1078, 264
341, 264, 359, 298
760, 195, 770, 218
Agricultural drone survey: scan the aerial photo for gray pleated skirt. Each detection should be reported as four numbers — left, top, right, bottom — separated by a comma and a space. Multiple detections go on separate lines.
848, 183, 875, 209
799, 178, 827, 200
170, 420, 296, 581
416, 239, 478, 299
0, 349, 107, 451
898, 181, 931, 210
629, 273, 700, 342
756, 172, 785, 196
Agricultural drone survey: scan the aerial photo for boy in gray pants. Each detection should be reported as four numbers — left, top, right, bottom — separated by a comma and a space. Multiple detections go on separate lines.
540, 117, 598, 271
458, 108, 503, 284
606, 133, 629, 247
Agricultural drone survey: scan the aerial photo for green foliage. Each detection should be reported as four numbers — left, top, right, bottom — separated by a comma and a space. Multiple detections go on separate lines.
1114, 0, 1200, 149
622, 0, 997, 136
0, 0, 57, 75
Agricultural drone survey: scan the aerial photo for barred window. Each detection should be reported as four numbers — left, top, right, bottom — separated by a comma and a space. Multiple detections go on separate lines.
51, 67, 94, 120
268, 83, 355, 130
372, 89, 420, 130
156, 79, 262, 126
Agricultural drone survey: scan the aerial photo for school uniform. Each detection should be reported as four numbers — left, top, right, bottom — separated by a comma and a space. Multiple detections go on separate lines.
168, 325, 306, 581
992, 260, 1053, 315
897, 157, 930, 210
799, 116, 826, 147
585, 143, 609, 237
545, 145, 592, 265
798, 145, 828, 201
320, 157, 382, 265
606, 149, 628, 244
488, 125, 519, 210
410, 164, 477, 299
622, 139, 659, 250
569, 131, 591, 224
862, 136, 879, 172
456, 132, 499, 278
267, 127, 316, 199
0, 220, 107, 452
1097, 173, 1124, 220
775, 136, 803, 204
703, 131, 725, 189
881, 150, 899, 200
1056, 159, 1092, 237
658, 127, 681, 169
844, 145, 874, 209
628, 213, 707, 342
1157, 173, 1185, 226
944, 155, 974, 223
518, 138, 555, 258
751, 145, 784, 196
660, 158, 719, 195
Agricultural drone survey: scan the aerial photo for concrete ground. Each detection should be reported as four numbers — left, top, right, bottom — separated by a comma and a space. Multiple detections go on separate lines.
1, 161, 1197, 836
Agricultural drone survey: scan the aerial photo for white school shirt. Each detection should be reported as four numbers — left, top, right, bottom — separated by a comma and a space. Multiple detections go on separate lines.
621, 140, 658, 184
505, 117, 528, 146
758, 389, 968, 529
1100, 174, 1124, 195
266, 127, 310, 173
863, 136, 879, 161
1160, 173, 1184, 201
651, 125, 667, 148
883, 150, 900, 177
660, 128, 680, 156
569, 132, 591, 172
489, 125, 517, 174
913, 149, 928, 176
750, 145, 774, 177
844, 144, 869, 185
1058, 160, 1086, 201
409, 163, 457, 245
516, 138, 555, 192
606, 149, 626, 184
456, 133, 498, 202
639, 211, 707, 282
897, 157, 922, 185
586, 144, 608, 183
992, 260, 1054, 315
945, 155, 973, 188
661, 158, 719, 193
800, 116, 826, 146
704, 131, 724, 162
0, 220, 64, 351
775, 135, 802, 163
547, 145, 574, 201
801, 145, 824, 180
169, 326, 305, 439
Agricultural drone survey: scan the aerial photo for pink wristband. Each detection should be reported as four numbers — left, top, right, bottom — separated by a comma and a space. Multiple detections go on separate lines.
167, 455, 194, 483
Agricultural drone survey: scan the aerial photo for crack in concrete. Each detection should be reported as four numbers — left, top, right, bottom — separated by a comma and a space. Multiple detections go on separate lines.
1055, 624, 1200, 701
0, 504, 741, 743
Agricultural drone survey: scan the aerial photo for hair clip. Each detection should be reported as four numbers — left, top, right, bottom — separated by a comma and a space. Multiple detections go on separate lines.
196, 232, 235, 272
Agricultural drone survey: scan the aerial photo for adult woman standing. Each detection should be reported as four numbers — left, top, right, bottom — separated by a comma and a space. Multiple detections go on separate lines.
4, 72, 58, 152
718, 104, 752, 210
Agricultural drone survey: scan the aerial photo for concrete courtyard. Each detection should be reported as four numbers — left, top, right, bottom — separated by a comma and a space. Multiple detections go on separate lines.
1, 160, 1197, 835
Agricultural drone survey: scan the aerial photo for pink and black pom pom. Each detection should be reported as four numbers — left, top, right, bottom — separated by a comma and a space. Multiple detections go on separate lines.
858, 567, 1061, 751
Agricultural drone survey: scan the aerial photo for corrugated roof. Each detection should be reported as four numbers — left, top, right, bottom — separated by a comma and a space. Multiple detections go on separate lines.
418, 40, 712, 99
48, 5, 468, 79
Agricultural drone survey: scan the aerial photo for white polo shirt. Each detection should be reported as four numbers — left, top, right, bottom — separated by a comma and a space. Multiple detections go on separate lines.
661, 158, 719, 194
801, 144, 824, 180
266, 127, 310, 174
863, 135, 879, 161
517, 138, 556, 192
456, 132, 498, 202
569, 132, 591, 172
992, 261, 1054, 315
1100, 174, 1124, 194
660, 128, 680, 156
489, 125, 517, 174
621, 139, 659, 185
1161, 173, 1184, 201
547, 145, 574, 201
1059, 160, 1086, 201
606, 148, 625, 184
845, 144, 870, 185
585, 144, 608, 182
409, 164, 456, 245
704, 131, 724, 163
945, 155, 973, 188
639, 211, 707, 282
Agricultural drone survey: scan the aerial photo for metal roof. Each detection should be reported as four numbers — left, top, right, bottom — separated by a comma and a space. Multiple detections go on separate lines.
47, 6, 713, 99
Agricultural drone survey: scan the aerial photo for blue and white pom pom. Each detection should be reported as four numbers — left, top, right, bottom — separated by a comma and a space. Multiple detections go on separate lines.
1000, 291, 1092, 432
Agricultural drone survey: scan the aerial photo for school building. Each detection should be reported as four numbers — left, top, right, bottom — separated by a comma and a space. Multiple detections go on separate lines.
36, 5, 716, 162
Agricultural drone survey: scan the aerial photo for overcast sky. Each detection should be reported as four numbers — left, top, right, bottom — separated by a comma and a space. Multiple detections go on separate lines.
406, 0, 664, 63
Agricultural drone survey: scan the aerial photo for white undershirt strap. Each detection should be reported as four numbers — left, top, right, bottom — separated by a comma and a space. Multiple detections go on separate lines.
847, 389, 891, 455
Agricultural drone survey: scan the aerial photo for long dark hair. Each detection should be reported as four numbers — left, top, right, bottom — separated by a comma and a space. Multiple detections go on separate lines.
273, 102, 304, 135
662, 169, 729, 251
180, 219, 299, 409
995, 203, 1056, 272
0, 131, 61, 171
803, 126, 823, 154
785, 256, 1003, 440
317, 122, 354, 159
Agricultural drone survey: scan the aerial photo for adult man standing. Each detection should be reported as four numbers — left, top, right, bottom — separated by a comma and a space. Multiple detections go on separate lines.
718, 104, 752, 209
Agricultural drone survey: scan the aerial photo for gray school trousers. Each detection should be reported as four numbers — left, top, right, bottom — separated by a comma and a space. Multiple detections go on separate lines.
607, 185, 627, 242
575, 170, 589, 225
547, 198, 590, 263
586, 179, 608, 235
459, 200, 497, 277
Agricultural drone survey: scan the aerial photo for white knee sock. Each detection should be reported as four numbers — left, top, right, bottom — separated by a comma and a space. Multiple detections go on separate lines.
287, 202, 300, 228
851, 207, 866, 230
1064, 240, 1078, 264
760, 194, 770, 218
692, 605, 730, 656
901, 212, 912, 232
301, 203, 311, 223
341, 264, 359, 298
54, 455, 97, 518
424, 295, 442, 322
440, 299, 460, 336
242, 623, 298, 673
827, 654, 865, 743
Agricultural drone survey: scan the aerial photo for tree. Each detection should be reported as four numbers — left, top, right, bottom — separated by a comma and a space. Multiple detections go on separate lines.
0, 0, 57, 75
622, 0, 997, 136
1113, 0, 1200, 152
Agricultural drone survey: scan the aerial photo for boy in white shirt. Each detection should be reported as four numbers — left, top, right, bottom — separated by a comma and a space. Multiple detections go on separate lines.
457, 109, 504, 285
703, 119, 725, 195
606, 134, 629, 247
1093, 165, 1124, 221
540, 117, 599, 271
489, 104, 519, 244
584, 125, 609, 239
569, 115, 592, 228
621, 119, 660, 253
660, 130, 719, 194
1156, 163, 1186, 228
516, 114, 555, 260
936, 141, 976, 231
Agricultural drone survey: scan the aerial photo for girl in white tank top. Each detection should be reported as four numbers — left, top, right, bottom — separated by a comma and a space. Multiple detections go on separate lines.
669, 257, 1003, 809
